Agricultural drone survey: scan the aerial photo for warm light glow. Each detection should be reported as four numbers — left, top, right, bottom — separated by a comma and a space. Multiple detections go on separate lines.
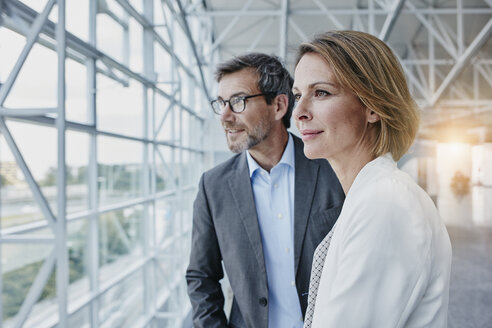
447, 142, 469, 156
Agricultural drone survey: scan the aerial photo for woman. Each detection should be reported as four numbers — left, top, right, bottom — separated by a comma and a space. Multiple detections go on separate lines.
293, 31, 452, 327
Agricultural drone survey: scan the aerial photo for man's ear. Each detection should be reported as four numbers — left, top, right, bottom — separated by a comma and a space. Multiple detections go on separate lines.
366, 108, 381, 123
274, 94, 289, 121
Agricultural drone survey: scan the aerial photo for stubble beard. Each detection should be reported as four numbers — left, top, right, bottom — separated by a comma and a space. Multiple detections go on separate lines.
225, 118, 272, 154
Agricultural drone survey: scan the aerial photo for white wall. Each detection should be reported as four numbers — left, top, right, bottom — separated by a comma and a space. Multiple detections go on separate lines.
472, 144, 492, 226
436, 143, 473, 225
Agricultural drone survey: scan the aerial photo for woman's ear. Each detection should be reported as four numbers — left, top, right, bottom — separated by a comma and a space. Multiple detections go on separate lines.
366, 109, 381, 124
274, 94, 289, 121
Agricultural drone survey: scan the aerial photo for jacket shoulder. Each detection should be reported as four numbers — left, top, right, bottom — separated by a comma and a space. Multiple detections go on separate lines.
201, 153, 243, 182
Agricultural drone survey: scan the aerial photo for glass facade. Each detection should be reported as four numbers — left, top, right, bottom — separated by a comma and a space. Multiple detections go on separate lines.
0, 0, 212, 326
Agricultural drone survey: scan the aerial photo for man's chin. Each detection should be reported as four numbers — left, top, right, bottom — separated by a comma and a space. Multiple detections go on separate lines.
227, 142, 247, 153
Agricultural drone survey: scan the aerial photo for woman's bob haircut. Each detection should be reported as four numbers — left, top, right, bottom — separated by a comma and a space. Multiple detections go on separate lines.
296, 30, 420, 161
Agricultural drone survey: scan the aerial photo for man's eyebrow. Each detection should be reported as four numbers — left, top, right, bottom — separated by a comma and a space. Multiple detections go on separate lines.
216, 91, 248, 99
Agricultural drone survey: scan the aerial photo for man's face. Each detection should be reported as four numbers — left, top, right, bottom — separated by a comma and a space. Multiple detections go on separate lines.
217, 69, 274, 153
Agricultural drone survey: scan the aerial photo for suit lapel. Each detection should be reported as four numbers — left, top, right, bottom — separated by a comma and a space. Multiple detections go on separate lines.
228, 152, 266, 274
293, 136, 319, 274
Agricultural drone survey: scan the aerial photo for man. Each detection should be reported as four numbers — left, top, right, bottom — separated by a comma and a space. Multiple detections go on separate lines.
186, 53, 344, 328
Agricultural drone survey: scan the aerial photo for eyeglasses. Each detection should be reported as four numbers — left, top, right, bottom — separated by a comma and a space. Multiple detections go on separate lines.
210, 93, 271, 115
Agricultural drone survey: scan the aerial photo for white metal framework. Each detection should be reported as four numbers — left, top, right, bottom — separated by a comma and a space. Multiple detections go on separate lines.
0, 0, 213, 327
189, 0, 492, 138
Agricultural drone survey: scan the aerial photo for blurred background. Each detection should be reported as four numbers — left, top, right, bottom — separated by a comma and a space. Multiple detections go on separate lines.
0, 0, 491, 327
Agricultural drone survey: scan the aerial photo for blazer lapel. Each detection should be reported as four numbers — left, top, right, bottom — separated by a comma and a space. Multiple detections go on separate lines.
293, 136, 319, 274
228, 152, 266, 274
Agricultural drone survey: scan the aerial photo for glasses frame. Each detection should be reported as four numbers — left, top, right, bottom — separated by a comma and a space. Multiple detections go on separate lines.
210, 93, 273, 115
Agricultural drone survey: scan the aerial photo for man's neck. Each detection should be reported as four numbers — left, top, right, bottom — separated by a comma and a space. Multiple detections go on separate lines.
248, 127, 289, 172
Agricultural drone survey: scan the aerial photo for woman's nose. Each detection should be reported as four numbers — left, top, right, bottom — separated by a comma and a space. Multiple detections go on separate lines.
293, 98, 311, 122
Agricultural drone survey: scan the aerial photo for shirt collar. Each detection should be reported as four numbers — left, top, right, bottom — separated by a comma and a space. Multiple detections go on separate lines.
246, 133, 295, 178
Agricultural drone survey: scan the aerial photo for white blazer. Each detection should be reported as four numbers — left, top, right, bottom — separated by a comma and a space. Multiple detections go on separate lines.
311, 154, 452, 328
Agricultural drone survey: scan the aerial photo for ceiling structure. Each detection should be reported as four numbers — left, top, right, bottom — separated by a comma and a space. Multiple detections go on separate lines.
186, 0, 492, 142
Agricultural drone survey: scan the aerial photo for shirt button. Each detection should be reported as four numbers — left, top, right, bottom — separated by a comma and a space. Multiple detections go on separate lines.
285, 248, 290, 253
277, 213, 283, 219
291, 281, 295, 286
259, 297, 268, 307
274, 183, 279, 189
260, 171, 266, 176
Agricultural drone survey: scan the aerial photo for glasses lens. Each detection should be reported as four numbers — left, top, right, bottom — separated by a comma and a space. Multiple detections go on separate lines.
229, 96, 244, 113
212, 99, 224, 114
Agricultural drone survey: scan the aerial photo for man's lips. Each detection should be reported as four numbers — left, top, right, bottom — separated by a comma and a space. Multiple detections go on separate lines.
300, 129, 323, 141
225, 128, 245, 135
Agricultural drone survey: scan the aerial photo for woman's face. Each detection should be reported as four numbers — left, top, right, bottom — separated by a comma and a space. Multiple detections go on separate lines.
293, 52, 376, 161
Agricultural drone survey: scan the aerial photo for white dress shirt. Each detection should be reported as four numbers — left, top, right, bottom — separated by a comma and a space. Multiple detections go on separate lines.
311, 154, 452, 328
247, 134, 303, 328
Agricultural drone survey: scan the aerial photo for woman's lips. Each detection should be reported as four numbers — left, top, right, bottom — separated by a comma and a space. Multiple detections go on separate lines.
300, 129, 323, 141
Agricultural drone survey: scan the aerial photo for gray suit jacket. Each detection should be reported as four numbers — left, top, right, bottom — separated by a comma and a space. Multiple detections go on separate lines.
186, 135, 344, 328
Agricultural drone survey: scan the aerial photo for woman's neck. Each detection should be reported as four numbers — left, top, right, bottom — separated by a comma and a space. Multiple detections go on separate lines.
329, 148, 375, 195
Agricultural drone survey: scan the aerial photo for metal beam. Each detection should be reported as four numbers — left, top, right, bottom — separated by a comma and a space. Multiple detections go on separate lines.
431, 18, 492, 106
55, 0, 69, 326
379, 0, 406, 41
207, 0, 256, 56
188, 7, 492, 16
175, 0, 211, 101
0, 0, 56, 106
0, 107, 57, 116
406, 1, 458, 59
247, 17, 274, 52
289, 17, 309, 42
0, 118, 57, 229
311, 0, 345, 29
13, 249, 56, 328
279, 0, 289, 60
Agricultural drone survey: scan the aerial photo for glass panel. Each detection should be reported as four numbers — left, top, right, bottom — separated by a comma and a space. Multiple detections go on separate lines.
181, 150, 192, 187
3, 43, 57, 109
96, 10, 124, 62
98, 136, 143, 206
66, 59, 88, 124
98, 269, 144, 327
129, 0, 143, 14
1, 122, 57, 229
154, 45, 173, 93
174, 26, 190, 65
66, 131, 89, 214
96, 75, 143, 138
181, 111, 190, 148
155, 196, 175, 246
20, 0, 50, 13
181, 73, 193, 108
129, 18, 143, 74
68, 304, 90, 328
1, 243, 55, 323
154, 146, 174, 193
68, 219, 90, 307
98, 205, 144, 282
153, 3, 172, 45
0, 27, 26, 85
154, 94, 174, 142
67, 0, 89, 42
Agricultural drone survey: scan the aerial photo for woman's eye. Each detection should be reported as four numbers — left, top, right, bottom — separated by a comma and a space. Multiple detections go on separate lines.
314, 90, 330, 97
293, 94, 301, 101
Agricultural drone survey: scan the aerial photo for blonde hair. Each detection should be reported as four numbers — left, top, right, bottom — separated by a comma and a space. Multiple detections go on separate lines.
296, 30, 419, 161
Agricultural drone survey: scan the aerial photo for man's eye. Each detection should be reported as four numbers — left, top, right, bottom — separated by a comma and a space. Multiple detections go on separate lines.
314, 90, 330, 97
230, 97, 241, 106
